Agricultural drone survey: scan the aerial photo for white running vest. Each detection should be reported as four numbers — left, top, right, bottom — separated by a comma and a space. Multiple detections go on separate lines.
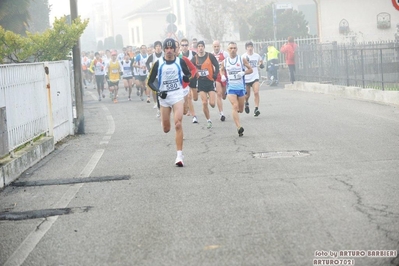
224, 56, 245, 91
121, 60, 133, 78
181, 50, 194, 60
242, 52, 262, 82
157, 57, 184, 92
136, 53, 148, 76
93, 60, 105, 76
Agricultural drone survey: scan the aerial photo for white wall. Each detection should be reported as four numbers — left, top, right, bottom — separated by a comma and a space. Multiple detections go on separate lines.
318, 0, 399, 42
128, 15, 168, 47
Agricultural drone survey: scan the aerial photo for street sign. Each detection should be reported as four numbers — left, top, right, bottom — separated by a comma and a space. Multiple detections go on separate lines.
167, 23, 177, 33
166, 13, 177, 24
275, 3, 293, 10
392, 0, 399, 11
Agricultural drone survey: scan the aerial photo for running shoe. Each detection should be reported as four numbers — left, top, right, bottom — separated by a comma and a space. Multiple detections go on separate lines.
220, 115, 226, 122
245, 102, 250, 114
175, 155, 184, 167
192, 116, 198, 123
156, 110, 161, 118
153, 104, 157, 109
254, 108, 260, 117
238, 127, 244, 137
98, 97, 101, 101
128, 97, 131, 101
102, 94, 105, 98
113, 99, 118, 103
147, 97, 150, 103
207, 120, 212, 129
136, 88, 140, 96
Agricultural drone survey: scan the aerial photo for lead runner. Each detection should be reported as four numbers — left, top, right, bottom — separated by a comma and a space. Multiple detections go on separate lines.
147, 38, 191, 167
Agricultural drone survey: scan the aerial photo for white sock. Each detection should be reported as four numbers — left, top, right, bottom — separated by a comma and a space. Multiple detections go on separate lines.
220, 112, 224, 116
177, 150, 183, 157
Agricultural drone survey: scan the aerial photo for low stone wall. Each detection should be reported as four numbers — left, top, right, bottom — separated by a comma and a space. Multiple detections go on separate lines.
285, 82, 399, 107
0, 137, 54, 189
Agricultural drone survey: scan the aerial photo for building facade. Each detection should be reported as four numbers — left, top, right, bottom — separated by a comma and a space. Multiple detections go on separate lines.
123, 0, 200, 47
315, 0, 399, 43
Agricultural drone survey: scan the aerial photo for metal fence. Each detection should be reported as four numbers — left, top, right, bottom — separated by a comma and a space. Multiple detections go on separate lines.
252, 36, 320, 66
295, 41, 399, 90
0, 61, 74, 157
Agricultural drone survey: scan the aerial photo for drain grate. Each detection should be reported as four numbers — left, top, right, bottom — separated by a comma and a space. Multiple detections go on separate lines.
253, 150, 310, 159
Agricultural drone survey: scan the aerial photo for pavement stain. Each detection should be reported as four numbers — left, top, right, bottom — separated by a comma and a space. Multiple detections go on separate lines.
0, 206, 93, 221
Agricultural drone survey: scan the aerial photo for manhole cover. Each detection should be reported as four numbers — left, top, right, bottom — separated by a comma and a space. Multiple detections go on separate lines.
253, 151, 310, 159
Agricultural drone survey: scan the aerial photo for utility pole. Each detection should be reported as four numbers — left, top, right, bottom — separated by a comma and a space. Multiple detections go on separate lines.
272, 3, 277, 47
70, 0, 85, 134
108, 0, 114, 37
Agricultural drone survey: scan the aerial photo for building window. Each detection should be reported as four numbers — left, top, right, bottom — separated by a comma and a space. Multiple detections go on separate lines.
131, 28, 135, 43
377, 12, 391, 29
136, 27, 140, 43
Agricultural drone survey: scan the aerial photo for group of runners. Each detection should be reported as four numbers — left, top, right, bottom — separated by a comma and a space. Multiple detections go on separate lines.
84, 38, 267, 167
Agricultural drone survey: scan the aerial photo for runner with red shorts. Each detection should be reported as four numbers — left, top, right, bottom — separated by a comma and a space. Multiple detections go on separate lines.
212, 40, 229, 122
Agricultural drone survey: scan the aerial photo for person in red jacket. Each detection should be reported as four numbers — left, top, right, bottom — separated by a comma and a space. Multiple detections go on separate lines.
280, 36, 298, 84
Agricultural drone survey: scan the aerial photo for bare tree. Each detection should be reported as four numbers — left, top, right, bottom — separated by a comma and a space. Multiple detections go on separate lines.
190, 0, 230, 41
225, 0, 267, 40
190, 0, 268, 41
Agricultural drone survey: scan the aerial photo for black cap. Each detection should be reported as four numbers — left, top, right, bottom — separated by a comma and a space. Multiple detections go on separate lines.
154, 41, 162, 48
197, 40, 205, 47
245, 41, 254, 48
163, 38, 176, 49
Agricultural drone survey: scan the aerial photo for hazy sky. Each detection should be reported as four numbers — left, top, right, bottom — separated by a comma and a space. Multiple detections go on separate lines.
48, 0, 93, 23
48, 0, 149, 23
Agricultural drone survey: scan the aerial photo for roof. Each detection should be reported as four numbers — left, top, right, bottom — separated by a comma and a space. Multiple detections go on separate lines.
123, 0, 171, 20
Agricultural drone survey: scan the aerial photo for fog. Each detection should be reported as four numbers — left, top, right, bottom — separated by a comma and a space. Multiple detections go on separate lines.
48, 0, 398, 52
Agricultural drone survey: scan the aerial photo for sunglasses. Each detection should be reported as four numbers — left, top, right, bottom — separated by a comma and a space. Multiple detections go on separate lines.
181, 44, 188, 46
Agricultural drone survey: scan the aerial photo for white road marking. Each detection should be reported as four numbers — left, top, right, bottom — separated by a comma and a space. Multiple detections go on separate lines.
106, 115, 115, 135
78, 149, 105, 178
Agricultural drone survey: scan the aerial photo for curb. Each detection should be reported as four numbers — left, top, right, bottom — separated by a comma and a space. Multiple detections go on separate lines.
285, 82, 399, 107
0, 137, 54, 189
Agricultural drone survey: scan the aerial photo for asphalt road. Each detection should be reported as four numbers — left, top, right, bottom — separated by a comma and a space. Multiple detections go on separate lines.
1, 83, 398, 266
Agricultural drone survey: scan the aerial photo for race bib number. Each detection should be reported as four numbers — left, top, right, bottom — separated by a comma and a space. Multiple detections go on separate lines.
250, 60, 258, 68
198, 69, 210, 77
227, 71, 240, 80
112, 69, 118, 73
163, 78, 179, 91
